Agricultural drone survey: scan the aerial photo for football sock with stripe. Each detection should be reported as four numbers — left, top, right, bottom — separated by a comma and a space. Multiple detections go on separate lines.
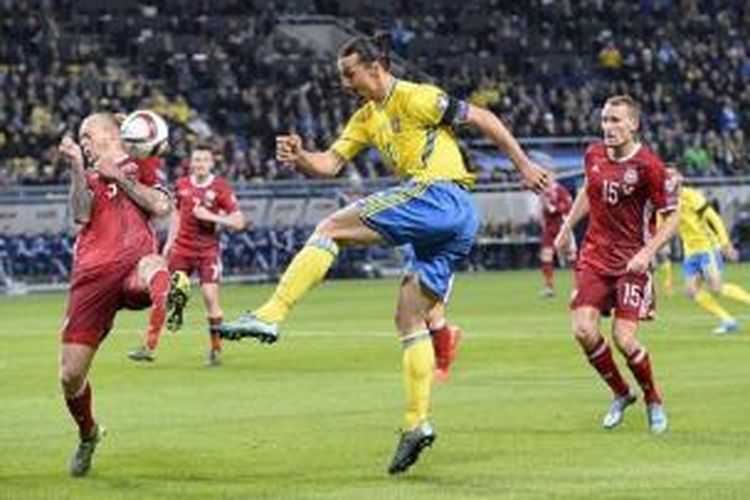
255, 234, 338, 324
626, 347, 661, 404
402, 331, 435, 430
694, 289, 733, 322
584, 336, 631, 397
208, 316, 222, 351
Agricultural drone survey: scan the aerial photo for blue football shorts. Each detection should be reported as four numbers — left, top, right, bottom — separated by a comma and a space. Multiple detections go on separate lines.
682, 250, 724, 279
356, 180, 479, 300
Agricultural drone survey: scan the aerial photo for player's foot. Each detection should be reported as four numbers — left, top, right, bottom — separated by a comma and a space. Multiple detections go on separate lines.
127, 346, 155, 362
166, 271, 191, 332
540, 286, 555, 299
205, 349, 222, 367
433, 325, 462, 383
602, 392, 637, 429
216, 313, 279, 344
647, 403, 668, 434
69, 424, 105, 477
388, 421, 436, 475
713, 319, 738, 336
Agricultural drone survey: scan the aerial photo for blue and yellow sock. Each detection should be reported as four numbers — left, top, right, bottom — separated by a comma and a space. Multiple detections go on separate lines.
401, 331, 435, 430
255, 234, 338, 324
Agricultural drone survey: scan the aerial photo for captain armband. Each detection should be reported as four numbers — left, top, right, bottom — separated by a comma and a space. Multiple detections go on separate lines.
437, 94, 469, 127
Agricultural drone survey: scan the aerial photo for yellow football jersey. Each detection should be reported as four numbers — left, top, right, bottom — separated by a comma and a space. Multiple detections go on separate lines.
330, 79, 475, 187
678, 187, 730, 256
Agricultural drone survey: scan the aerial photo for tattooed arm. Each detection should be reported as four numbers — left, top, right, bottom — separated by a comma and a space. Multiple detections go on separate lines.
59, 137, 92, 224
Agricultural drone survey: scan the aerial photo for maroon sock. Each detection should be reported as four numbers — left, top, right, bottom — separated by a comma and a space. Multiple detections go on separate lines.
541, 262, 554, 288
65, 382, 95, 440
585, 337, 631, 397
208, 316, 222, 352
145, 269, 170, 350
627, 348, 661, 404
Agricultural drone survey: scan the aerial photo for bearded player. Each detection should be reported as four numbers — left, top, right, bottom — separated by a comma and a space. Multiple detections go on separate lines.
555, 95, 680, 434
58, 112, 180, 477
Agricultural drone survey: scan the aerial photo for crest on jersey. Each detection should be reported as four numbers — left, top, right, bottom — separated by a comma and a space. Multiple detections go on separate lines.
205, 189, 216, 202
178, 188, 190, 198
623, 168, 639, 185
390, 117, 401, 133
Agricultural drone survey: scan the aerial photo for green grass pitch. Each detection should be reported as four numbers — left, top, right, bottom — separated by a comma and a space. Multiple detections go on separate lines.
1, 268, 750, 499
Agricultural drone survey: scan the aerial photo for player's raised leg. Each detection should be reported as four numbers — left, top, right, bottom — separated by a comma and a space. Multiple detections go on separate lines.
572, 305, 635, 429
60, 342, 104, 477
388, 273, 437, 475
219, 204, 382, 342
127, 255, 188, 362
612, 317, 667, 434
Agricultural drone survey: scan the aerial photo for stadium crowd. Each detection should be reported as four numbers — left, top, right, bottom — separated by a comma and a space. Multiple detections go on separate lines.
0, 0, 747, 186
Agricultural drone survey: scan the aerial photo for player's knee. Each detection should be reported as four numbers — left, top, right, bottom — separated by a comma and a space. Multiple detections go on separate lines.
707, 279, 722, 294
683, 284, 698, 300
572, 319, 598, 345
612, 332, 638, 357
59, 366, 85, 397
314, 217, 338, 239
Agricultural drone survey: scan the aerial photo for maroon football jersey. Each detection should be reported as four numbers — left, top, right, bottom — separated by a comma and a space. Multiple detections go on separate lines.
172, 174, 239, 256
578, 143, 678, 275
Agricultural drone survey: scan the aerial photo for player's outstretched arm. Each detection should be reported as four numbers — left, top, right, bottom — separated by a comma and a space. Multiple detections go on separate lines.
59, 137, 92, 224
192, 206, 247, 231
276, 134, 345, 178
464, 105, 550, 193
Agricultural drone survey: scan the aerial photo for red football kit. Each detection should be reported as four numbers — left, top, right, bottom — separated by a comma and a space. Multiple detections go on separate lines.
62, 156, 166, 347
167, 174, 239, 284
541, 183, 573, 247
571, 143, 678, 321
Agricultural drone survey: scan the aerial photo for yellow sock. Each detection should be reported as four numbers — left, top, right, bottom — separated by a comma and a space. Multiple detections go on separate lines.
661, 260, 673, 295
694, 289, 733, 322
401, 331, 435, 430
255, 234, 338, 323
720, 283, 750, 306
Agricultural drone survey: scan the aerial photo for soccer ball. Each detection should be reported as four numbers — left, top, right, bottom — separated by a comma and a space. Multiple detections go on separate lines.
120, 110, 169, 158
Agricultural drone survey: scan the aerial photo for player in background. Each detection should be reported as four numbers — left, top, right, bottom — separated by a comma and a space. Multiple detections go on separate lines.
217, 34, 550, 474
57, 112, 176, 476
671, 184, 750, 334
554, 95, 680, 434
539, 181, 573, 298
128, 143, 246, 365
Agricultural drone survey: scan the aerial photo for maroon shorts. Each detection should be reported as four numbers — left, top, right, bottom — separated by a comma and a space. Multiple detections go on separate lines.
168, 250, 221, 284
570, 265, 654, 322
61, 261, 151, 347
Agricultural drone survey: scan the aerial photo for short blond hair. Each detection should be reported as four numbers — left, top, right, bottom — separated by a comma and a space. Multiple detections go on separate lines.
604, 95, 641, 123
